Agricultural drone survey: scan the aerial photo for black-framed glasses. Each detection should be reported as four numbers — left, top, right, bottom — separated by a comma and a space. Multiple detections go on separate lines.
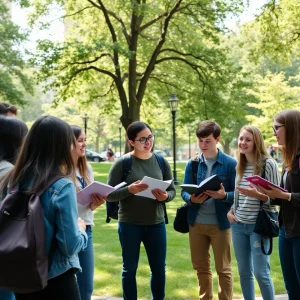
135, 134, 155, 144
272, 125, 285, 133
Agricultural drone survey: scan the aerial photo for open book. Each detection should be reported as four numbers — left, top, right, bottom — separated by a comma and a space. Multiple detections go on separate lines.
135, 176, 173, 199
180, 174, 222, 195
77, 181, 127, 206
245, 175, 287, 192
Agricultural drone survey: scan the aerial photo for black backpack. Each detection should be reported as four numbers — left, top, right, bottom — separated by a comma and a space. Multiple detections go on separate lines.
106, 153, 168, 223
0, 176, 61, 293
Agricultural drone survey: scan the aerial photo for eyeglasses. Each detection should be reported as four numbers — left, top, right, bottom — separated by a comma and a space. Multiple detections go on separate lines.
272, 125, 285, 133
135, 134, 155, 144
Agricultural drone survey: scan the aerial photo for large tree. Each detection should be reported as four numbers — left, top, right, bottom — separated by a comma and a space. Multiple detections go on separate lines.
0, 0, 32, 104
25, 0, 246, 130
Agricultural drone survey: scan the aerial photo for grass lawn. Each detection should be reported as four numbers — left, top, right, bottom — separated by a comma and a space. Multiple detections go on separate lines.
91, 162, 285, 299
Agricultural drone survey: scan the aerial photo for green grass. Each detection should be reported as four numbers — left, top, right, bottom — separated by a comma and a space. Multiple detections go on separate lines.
91, 162, 285, 299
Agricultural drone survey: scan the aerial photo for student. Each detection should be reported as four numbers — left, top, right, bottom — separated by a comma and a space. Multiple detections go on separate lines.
106, 121, 176, 300
0, 116, 88, 300
227, 125, 280, 300
0, 116, 28, 300
259, 110, 300, 299
181, 120, 237, 300
0, 102, 17, 116
71, 125, 105, 300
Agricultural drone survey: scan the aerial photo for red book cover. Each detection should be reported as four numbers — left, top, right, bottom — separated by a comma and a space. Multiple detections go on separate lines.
245, 175, 287, 192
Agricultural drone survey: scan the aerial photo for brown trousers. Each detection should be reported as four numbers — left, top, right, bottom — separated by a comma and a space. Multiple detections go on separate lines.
189, 223, 232, 300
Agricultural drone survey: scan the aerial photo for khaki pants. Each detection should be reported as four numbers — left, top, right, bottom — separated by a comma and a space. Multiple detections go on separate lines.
189, 223, 232, 300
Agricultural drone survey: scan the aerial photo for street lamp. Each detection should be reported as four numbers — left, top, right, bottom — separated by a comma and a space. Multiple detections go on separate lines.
188, 124, 191, 159
118, 119, 122, 155
168, 94, 179, 185
82, 113, 89, 136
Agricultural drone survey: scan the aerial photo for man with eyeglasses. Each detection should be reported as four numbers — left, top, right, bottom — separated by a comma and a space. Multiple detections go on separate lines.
181, 120, 237, 300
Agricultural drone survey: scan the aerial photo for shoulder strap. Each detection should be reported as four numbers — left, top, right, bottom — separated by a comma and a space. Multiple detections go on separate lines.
9, 175, 64, 195
153, 153, 166, 177
259, 159, 268, 208
261, 159, 267, 179
191, 156, 200, 185
36, 176, 65, 196
121, 153, 132, 182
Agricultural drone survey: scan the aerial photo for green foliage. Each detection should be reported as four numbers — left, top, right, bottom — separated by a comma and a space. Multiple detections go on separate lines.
27, 0, 248, 134
246, 71, 300, 144
248, 0, 300, 62
0, 0, 33, 104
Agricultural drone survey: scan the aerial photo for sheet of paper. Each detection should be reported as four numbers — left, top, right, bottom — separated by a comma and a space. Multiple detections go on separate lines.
135, 176, 172, 199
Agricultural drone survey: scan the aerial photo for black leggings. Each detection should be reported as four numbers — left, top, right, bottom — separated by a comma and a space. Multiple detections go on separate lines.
14, 269, 80, 300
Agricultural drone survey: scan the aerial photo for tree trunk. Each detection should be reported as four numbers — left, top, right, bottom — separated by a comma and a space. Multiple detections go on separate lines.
221, 139, 231, 155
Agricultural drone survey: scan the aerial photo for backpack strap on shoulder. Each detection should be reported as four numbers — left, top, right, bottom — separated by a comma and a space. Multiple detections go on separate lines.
191, 155, 200, 185
153, 153, 168, 224
36, 176, 65, 196
261, 159, 267, 180
121, 153, 132, 182
153, 153, 166, 178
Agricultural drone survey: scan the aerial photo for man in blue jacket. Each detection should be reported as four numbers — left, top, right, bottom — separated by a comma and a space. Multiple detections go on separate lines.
181, 120, 236, 300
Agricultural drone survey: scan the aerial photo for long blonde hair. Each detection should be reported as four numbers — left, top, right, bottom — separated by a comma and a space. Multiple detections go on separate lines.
274, 110, 300, 170
236, 125, 270, 182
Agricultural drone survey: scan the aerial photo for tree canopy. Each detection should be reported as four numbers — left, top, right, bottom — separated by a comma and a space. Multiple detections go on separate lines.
25, 0, 247, 131
0, 0, 32, 104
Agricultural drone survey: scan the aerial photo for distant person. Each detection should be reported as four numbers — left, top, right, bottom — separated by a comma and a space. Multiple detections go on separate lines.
0, 116, 88, 300
0, 116, 28, 300
0, 102, 17, 117
269, 145, 277, 159
259, 110, 300, 299
227, 125, 280, 300
107, 148, 115, 162
106, 121, 176, 300
181, 120, 237, 300
71, 125, 105, 300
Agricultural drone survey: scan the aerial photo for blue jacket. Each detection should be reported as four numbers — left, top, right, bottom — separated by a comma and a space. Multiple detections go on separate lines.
181, 149, 237, 230
40, 177, 88, 279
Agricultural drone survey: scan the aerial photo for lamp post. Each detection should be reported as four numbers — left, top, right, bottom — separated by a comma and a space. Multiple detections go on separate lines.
168, 94, 179, 185
118, 119, 122, 155
188, 124, 191, 159
82, 113, 89, 136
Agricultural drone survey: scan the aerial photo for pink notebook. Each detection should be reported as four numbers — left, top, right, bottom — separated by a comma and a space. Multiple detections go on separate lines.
245, 175, 287, 192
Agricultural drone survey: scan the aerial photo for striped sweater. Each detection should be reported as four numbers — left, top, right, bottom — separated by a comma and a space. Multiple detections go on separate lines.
233, 158, 280, 224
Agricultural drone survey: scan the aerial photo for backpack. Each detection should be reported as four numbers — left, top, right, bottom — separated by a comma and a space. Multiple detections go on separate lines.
106, 153, 168, 223
0, 176, 62, 293
173, 156, 199, 233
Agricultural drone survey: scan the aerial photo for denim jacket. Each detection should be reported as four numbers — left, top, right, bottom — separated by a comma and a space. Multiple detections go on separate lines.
181, 149, 237, 230
39, 177, 88, 279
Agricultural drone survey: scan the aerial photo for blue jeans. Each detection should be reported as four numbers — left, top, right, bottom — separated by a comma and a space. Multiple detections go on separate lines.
231, 222, 274, 300
118, 222, 166, 300
77, 226, 94, 300
279, 227, 300, 300
0, 289, 15, 300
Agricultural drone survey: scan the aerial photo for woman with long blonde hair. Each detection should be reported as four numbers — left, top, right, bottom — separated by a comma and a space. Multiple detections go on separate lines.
227, 125, 280, 300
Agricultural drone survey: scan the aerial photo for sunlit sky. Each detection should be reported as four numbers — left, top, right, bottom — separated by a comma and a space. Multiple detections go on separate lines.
11, 0, 268, 52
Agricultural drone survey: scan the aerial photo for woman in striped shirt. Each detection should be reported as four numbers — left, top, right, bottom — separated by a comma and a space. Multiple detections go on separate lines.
227, 125, 280, 300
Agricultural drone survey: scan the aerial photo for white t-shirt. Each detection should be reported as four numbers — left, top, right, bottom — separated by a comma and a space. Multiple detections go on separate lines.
76, 164, 95, 226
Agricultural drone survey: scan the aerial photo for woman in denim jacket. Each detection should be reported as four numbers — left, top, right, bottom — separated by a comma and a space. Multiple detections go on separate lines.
71, 125, 105, 300
260, 110, 300, 300
0, 116, 88, 300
